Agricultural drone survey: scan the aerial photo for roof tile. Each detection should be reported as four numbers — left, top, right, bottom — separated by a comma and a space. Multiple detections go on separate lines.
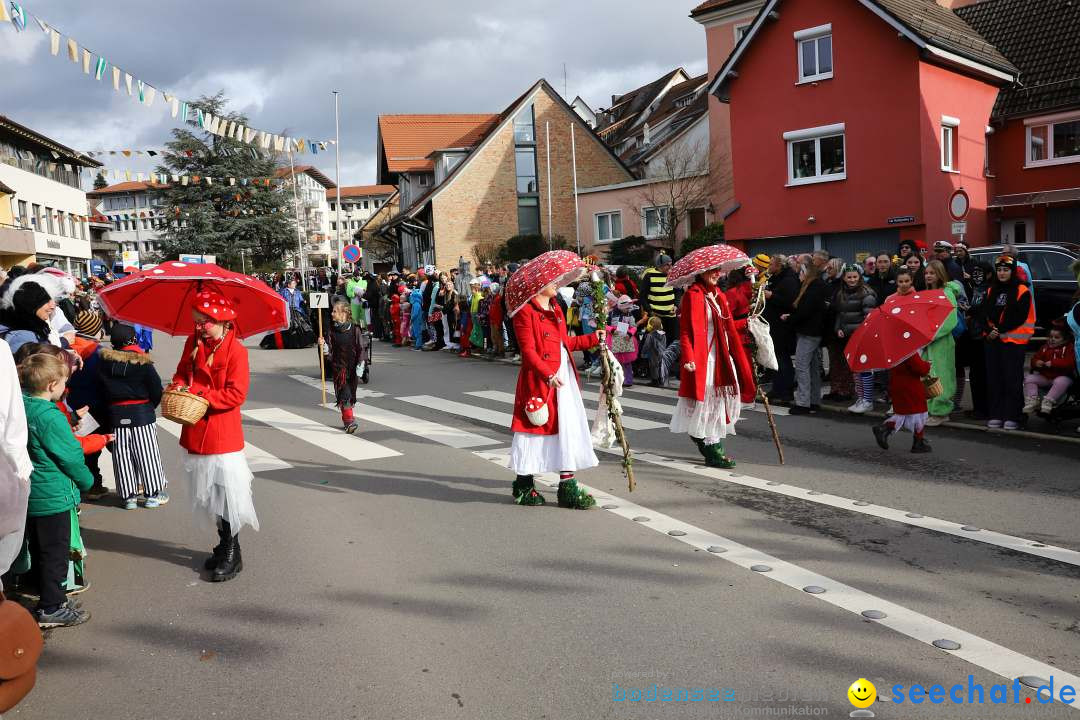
378, 114, 500, 173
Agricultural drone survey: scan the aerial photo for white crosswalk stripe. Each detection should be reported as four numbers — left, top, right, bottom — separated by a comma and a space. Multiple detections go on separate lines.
157, 418, 292, 472
318, 401, 500, 449
464, 390, 666, 431
243, 407, 401, 461
397, 395, 514, 428
290, 374, 386, 398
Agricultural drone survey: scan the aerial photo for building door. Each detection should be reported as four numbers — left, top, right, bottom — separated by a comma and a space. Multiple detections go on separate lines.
688, 208, 707, 235
1001, 218, 1034, 245
1047, 206, 1080, 245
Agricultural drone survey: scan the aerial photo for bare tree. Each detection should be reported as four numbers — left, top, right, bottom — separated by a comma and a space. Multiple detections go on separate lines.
634, 137, 731, 256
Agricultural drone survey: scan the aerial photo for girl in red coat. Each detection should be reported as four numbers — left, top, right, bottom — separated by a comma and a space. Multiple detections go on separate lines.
670, 269, 756, 468
509, 283, 604, 508
170, 290, 255, 582
872, 351, 933, 453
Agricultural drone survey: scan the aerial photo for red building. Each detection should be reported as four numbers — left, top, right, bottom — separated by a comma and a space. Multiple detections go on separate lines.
703, 0, 1018, 258
956, 0, 1080, 247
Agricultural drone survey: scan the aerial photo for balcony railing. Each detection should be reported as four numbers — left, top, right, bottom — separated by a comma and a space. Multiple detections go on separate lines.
0, 222, 36, 255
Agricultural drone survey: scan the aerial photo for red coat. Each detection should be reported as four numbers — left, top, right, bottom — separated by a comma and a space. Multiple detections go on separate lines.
510, 298, 598, 435
1031, 342, 1075, 380
678, 282, 756, 404
889, 353, 932, 415
172, 331, 249, 455
724, 281, 753, 348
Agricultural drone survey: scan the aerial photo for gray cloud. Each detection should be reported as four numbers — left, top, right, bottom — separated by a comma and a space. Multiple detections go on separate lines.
0, 1, 706, 184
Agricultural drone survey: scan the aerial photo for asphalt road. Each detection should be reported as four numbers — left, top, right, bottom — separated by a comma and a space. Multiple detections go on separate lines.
11, 332, 1080, 720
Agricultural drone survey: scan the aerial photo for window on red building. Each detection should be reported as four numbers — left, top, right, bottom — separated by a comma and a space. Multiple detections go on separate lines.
795, 24, 833, 83
1026, 111, 1080, 167
941, 116, 959, 172
784, 124, 846, 186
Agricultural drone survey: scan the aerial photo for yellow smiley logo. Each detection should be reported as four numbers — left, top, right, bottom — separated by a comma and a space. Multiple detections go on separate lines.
848, 678, 877, 708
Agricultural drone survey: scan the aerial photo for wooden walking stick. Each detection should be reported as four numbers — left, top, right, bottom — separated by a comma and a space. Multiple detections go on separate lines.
749, 281, 784, 464
758, 386, 785, 465
591, 274, 636, 492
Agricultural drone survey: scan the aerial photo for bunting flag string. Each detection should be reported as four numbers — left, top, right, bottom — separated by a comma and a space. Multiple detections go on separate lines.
2, 2, 334, 154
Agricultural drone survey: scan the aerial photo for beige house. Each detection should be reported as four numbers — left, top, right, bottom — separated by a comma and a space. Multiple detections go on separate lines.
375, 79, 633, 270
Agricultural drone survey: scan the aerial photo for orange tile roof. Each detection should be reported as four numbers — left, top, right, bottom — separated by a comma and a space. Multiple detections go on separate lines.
379, 114, 499, 173
273, 165, 336, 188
332, 184, 397, 198
689, 0, 745, 17
86, 180, 167, 195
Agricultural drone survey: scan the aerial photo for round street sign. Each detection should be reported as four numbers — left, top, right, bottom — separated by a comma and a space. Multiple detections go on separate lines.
948, 189, 970, 221
342, 244, 361, 263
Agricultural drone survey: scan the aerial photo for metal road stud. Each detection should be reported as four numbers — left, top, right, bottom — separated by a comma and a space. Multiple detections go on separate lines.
932, 639, 961, 650
632, 516, 650, 522
961, 525, 980, 531
601, 504, 618, 510
905, 512, 924, 518
707, 546, 726, 553
861, 610, 887, 620
803, 586, 826, 594
751, 564, 772, 572
667, 530, 687, 537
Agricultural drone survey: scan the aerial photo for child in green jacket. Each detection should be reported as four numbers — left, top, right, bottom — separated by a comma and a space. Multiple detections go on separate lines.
19, 352, 93, 628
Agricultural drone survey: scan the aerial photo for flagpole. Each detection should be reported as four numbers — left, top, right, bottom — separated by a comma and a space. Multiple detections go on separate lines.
571, 123, 581, 256
333, 90, 342, 274
545, 122, 553, 251
288, 150, 307, 288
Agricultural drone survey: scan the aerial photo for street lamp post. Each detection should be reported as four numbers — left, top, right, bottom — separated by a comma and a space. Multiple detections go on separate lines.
333, 90, 343, 275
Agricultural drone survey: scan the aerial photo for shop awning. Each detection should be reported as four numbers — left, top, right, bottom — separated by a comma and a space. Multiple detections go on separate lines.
989, 188, 1080, 208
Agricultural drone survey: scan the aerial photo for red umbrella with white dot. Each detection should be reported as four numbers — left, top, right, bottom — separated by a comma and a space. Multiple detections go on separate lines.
97, 261, 288, 339
844, 291, 956, 372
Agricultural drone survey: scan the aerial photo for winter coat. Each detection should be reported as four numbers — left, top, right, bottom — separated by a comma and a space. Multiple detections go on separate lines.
99, 345, 163, 427
867, 270, 897, 307
171, 331, 249, 455
889, 353, 932, 416
66, 341, 110, 432
22, 394, 94, 517
786, 278, 829, 338
678, 282, 755, 404
55, 402, 108, 456
640, 330, 668, 381
0, 342, 31, 538
1031, 342, 1076, 380
409, 289, 424, 322
833, 285, 877, 338
980, 279, 1034, 343
510, 298, 598, 436
764, 267, 799, 350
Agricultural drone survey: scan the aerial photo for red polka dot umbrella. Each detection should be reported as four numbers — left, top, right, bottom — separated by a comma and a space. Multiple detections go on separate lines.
844, 290, 955, 372
97, 261, 288, 338
505, 250, 590, 318
667, 244, 750, 289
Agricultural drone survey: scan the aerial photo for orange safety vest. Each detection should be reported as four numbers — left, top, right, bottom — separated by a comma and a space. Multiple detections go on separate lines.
1000, 284, 1035, 345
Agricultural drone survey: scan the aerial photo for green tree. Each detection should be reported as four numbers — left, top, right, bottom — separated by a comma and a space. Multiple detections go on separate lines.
92, 171, 108, 190
154, 93, 294, 269
497, 233, 567, 262
680, 222, 725, 258
605, 235, 652, 266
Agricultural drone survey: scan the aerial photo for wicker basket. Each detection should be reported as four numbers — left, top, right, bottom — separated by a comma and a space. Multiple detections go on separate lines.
922, 375, 943, 399
161, 387, 210, 426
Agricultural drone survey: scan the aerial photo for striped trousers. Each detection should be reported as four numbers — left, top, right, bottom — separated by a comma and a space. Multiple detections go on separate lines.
111, 423, 167, 500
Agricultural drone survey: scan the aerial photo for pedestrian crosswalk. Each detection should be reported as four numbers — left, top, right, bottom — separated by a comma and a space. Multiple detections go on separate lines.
243, 407, 402, 461
464, 390, 667, 430
157, 418, 293, 473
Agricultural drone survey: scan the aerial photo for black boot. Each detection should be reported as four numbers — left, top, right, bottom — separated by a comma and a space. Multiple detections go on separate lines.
204, 519, 230, 570
872, 424, 891, 450
911, 436, 932, 454
211, 532, 243, 582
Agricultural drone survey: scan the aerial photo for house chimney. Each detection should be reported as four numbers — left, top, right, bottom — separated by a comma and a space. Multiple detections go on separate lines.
935, 0, 981, 8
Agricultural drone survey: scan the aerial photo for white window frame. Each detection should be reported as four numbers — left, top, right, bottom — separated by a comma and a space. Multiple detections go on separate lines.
642, 206, 671, 239
1024, 110, 1080, 168
795, 24, 833, 84
941, 115, 959, 173
734, 23, 752, 43
783, 123, 846, 186
594, 210, 622, 245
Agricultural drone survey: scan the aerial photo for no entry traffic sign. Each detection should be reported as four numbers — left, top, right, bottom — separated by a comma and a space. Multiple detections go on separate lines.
948, 189, 970, 222
342, 244, 362, 263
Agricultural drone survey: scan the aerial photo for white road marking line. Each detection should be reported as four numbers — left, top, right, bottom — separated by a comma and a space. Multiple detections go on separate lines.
398, 395, 514, 428
158, 418, 293, 472
289, 374, 386, 398
315, 401, 500, 449
242, 408, 400, 462
583, 378, 789, 416
592, 446, 1080, 568
475, 447, 1080, 708
579, 389, 674, 416
465, 390, 666, 431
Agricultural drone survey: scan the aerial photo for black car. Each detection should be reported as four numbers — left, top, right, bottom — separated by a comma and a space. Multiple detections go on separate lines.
968, 243, 1078, 336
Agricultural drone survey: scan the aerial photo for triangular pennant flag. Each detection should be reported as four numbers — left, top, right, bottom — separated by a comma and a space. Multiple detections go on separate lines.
34, 15, 46, 32
171, 174, 180, 183
67, 38, 78, 63
243, 127, 256, 144
170, 96, 179, 118
0, 3, 9, 23
50, 150, 60, 160
273, 136, 285, 152
311, 143, 319, 156
82, 48, 91, 74
229, 178, 236, 186
147, 150, 157, 157
10, 4, 25, 31
295, 138, 307, 154
225, 120, 235, 137
181, 176, 189, 186
137, 80, 145, 103
180, 102, 189, 122
122, 150, 131, 157
124, 73, 133, 96
136, 172, 144, 182
112, 66, 121, 91
234, 124, 244, 141
125, 170, 132, 181
94, 56, 106, 80
49, 28, 59, 55
206, 177, 213, 186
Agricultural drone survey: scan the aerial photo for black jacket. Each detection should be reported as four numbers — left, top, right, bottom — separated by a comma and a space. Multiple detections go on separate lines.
867, 269, 897, 306
787, 278, 829, 338
764, 267, 800, 348
98, 346, 163, 427
833, 285, 877, 337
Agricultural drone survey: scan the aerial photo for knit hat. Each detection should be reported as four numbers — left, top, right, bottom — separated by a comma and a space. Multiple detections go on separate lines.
12, 280, 51, 316
994, 255, 1017, 270
615, 294, 637, 311
192, 289, 237, 321
74, 309, 103, 337
656, 254, 673, 267
110, 322, 137, 347
753, 253, 771, 271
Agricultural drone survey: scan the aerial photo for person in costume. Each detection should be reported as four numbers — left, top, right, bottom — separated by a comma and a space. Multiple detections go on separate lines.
320, 299, 366, 433
872, 351, 934, 453
978, 255, 1035, 430
669, 267, 756, 469
509, 282, 605, 509
409, 285, 425, 351
170, 290, 256, 582
922, 260, 963, 426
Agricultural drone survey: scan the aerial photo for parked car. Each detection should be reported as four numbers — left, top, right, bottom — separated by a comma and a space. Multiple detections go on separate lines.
968, 243, 1078, 336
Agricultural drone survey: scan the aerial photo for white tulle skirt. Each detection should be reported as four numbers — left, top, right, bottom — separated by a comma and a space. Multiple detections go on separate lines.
183, 450, 259, 535
669, 336, 742, 443
885, 412, 928, 433
510, 347, 599, 475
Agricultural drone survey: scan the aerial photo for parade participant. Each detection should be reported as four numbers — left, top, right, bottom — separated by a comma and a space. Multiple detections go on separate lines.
170, 290, 256, 582
670, 260, 756, 469
606, 295, 640, 387
963, 261, 995, 419
506, 252, 603, 508
409, 284, 425, 351
872, 350, 934, 454
389, 287, 403, 346
346, 272, 365, 325
320, 299, 366, 433
640, 255, 678, 339
1023, 323, 1075, 415
99, 323, 168, 509
923, 261, 963, 426
724, 265, 755, 357
280, 278, 304, 312
978, 256, 1034, 430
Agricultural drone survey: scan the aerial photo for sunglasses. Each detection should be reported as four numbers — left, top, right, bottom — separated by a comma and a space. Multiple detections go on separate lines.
192, 318, 220, 328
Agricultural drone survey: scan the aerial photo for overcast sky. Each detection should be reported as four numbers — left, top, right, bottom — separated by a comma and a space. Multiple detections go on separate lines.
0, 1, 707, 186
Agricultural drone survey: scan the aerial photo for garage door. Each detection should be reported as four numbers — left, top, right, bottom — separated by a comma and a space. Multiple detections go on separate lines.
747, 236, 813, 258
821, 229, 901, 262
1047, 206, 1080, 245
